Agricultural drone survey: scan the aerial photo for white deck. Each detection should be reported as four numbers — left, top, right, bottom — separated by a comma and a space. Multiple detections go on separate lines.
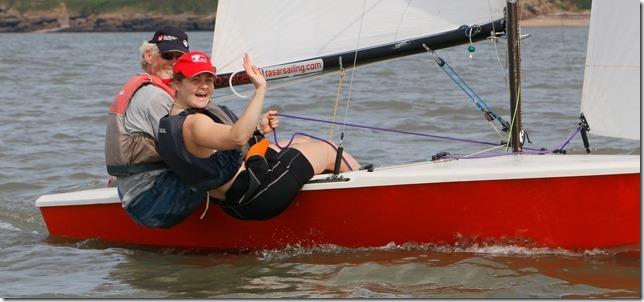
36, 154, 640, 207
304, 154, 640, 190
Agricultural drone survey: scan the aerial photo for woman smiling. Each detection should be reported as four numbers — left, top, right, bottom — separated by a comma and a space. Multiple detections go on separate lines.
157, 51, 359, 220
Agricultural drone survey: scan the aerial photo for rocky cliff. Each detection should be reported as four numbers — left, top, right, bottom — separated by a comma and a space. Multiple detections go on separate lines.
0, 2, 214, 32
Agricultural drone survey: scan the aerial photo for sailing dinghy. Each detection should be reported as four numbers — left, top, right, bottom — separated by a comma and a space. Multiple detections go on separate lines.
36, 0, 639, 250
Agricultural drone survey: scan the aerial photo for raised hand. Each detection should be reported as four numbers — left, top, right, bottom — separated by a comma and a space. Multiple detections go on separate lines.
243, 53, 266, 90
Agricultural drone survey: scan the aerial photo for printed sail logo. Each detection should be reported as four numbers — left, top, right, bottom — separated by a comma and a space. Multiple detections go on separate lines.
259, 59, 323, 80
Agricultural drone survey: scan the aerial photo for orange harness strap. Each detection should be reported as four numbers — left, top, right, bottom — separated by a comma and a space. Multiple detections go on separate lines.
244, 138, 270, 160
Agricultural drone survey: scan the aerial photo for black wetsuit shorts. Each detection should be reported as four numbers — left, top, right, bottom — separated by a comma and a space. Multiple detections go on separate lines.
222, 147, 314, 220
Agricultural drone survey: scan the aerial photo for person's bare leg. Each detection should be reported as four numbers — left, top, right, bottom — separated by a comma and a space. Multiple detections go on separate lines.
291, 141, 359, 174
337, 147, 360, 172
268, 136, 313, 152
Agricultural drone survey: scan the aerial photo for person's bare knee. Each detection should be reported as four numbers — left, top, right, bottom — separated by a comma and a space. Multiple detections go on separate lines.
290, 140, 360, 174
290, 142, 332, 174
289, 136, 313, 146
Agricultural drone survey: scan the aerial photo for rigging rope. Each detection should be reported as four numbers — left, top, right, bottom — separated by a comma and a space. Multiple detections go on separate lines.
271, 129, 353, 169
272, 112, 585, 162
487, 0, 511, 95
462, 144, 506, 158
328, 58, 345, 140
465, 25, 481, 59
393, 0, 412, 42
339, 0, 368, 143
554, 126, 582, 152
558, 0, 583, 100
275, 112, 548, 152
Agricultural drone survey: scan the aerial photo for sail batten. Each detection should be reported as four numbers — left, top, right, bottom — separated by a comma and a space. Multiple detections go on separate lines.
212, 0, 506, 83
580, 0, 640, 140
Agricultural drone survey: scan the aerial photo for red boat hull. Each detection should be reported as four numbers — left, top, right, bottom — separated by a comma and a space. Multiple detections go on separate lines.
39, 173, 640, 250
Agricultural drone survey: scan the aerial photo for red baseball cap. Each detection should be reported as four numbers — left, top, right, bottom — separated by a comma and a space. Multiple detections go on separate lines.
173, 51, 216, 78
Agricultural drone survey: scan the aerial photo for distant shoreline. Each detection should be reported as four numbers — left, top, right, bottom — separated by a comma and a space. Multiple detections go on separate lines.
0, 12, 590, 33
521, 12, 590, 27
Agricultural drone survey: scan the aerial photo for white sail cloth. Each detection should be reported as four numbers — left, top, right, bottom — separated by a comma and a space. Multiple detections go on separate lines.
580, 0, 640, 140
211, 0, 505, 74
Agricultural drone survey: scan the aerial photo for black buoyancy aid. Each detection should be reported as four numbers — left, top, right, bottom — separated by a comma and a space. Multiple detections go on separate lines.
157, 107, 244, 191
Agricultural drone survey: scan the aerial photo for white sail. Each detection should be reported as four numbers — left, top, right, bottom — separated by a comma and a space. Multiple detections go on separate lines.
211, 0, 505, 75
580, 0, 640, 140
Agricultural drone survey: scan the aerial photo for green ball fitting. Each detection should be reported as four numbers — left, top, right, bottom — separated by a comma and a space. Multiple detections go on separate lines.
467, 45, 476, 53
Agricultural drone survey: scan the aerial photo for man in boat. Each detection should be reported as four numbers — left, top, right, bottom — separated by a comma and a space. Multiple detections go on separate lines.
104, 26, 206, 228
156, 51, 360, 220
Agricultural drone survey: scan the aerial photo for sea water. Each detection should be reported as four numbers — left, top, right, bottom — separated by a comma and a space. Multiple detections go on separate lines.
0, 28, 639, 298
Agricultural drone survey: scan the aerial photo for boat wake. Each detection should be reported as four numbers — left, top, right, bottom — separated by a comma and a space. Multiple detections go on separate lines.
254, 241, 629, 262
0, 220, 22, 231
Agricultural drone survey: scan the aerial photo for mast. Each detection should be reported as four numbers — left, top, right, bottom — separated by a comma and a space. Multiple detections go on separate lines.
506, 0, 522, 152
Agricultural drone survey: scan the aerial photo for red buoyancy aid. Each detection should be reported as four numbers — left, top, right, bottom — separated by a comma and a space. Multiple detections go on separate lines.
104, 74, 175, 176
110, 74, 174, 114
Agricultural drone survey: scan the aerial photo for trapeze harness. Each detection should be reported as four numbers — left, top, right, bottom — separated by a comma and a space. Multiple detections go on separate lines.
157, 108, 271, 204
105, 74, 174, 176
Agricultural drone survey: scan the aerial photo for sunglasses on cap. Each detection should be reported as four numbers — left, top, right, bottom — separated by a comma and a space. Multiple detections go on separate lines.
161, 51, 183, 61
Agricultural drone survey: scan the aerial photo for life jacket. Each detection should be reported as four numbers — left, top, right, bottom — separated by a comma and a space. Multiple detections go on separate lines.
104, 74, 175, 176
157, 107, 245, 191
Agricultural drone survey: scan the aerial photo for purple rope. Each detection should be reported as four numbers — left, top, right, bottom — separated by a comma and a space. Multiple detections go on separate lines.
554, 127, 582, 151
271, 130, 354, 170
277, 113, 500, 146
276, 113, 548, 152
273, 113, 592, 162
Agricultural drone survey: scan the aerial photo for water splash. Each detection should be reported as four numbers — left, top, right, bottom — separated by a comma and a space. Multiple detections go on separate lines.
255, 241, 615, 262
0, 221, 22, 231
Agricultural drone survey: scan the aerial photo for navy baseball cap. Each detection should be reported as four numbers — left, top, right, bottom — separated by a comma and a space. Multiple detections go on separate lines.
149, 26, 189, 53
